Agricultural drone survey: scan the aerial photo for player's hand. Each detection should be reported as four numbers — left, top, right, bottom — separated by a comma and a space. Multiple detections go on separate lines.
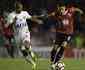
37, 19, 43, 24
32, 15, 38, 18
50, 12, 55, 16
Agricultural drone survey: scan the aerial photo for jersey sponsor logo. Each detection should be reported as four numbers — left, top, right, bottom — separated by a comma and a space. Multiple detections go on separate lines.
16, 23, 27, 28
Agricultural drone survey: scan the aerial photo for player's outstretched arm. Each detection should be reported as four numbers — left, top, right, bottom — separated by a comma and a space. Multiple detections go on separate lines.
75, 8, 84, 14
30, 16, 43, 24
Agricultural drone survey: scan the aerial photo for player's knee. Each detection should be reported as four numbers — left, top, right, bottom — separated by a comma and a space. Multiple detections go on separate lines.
21, 50, 28, 57
20, 45, 26, 51
20, 46, 28, 57
23, 40, 31, 48
62, 41, 68, 48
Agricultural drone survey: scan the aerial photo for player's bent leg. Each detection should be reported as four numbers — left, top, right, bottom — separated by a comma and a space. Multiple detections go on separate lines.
51, 47, 57, 63
54, 46, 64, 64
24, 40, 37, 60
52, 41, 68, 70
20, 45, 28, 57
20, 44, 36, 70
51, 44, 65, 70
23, 40, 37, 70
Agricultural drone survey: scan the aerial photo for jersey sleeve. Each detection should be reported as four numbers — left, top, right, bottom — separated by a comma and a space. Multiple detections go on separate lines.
25, 11, 32, 19
7, 13, 15, 24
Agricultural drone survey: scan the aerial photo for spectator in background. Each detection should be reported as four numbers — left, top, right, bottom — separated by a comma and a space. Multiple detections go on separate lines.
0, 11, 15, 58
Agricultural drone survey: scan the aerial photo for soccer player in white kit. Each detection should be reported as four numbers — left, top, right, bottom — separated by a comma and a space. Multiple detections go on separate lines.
7, 2, 41, 70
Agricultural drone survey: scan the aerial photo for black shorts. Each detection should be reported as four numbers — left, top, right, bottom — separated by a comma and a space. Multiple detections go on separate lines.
55, 32, 72, 46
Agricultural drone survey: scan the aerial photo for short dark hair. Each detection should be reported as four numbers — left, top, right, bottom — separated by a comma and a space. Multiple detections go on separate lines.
14, 1, 22, 8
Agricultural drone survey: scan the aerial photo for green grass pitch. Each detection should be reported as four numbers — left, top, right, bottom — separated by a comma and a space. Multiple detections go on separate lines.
0, 58, 85, 70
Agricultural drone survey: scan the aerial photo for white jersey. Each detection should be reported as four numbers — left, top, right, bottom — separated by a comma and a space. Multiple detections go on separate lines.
7, 11, 31, 43
7, 11, 31, 33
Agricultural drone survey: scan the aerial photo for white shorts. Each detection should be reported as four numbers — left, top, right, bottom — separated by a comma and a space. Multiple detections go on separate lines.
15, 31, 30, 44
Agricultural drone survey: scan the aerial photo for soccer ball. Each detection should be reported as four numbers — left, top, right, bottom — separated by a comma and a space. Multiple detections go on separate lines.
55, 62, 65, 70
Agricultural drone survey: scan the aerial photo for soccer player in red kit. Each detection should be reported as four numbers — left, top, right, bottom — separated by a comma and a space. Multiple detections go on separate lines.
50, 4, 83, 70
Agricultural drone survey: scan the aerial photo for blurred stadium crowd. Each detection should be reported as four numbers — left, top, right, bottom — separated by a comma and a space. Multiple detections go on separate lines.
0, 0, 85, 59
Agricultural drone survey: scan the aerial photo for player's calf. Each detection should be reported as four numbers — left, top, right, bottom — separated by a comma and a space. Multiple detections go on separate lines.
54, 46, 64, 64
24, 41, 37, 62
